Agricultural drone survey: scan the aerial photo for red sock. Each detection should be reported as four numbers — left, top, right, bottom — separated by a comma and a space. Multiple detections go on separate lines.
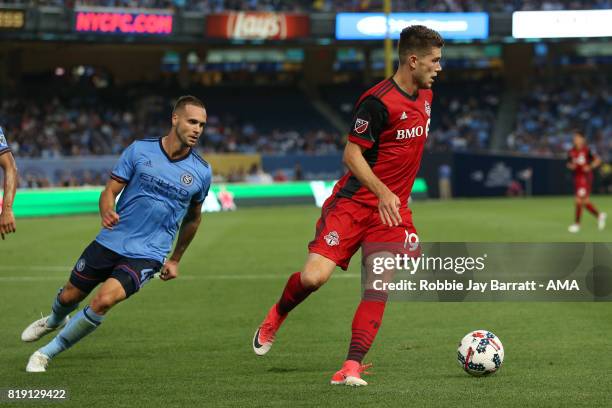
276, 272, 316, 315
575, 204, 583, 223
346, 290, 388, 363
585, 203, 599, 217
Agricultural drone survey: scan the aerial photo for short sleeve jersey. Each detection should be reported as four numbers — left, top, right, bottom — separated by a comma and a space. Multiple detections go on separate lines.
567, 146, 595, 178
0, 127, 10, 156
333, 78, 433, 207
96, 138, 212, 262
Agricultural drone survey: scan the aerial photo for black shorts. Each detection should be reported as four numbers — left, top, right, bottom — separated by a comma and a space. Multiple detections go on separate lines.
69, 241, 163, 298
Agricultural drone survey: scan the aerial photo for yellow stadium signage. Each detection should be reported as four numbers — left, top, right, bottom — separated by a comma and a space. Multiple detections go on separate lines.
0, 10, 25, 29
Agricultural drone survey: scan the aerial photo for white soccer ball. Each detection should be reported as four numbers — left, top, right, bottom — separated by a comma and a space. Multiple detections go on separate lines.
457, 330, 504, 376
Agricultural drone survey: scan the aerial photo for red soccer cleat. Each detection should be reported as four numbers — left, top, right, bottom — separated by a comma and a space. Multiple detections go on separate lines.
330, 360, 372, 386
252, 304, 287, 356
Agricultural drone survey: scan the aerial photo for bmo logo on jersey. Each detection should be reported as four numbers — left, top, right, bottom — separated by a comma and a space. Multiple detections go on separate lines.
396, 118, 431, 140
396, 126, 425, 140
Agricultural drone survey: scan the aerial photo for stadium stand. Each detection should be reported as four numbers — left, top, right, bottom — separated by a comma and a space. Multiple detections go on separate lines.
6, 0, 611, 11
506, 71, 612, 160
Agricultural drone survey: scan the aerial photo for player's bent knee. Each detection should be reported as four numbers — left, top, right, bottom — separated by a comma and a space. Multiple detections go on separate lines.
300, 272, 327, 289
90, 294, 118, 315
300, 267, 333, 289
301, 253, 336, 289
59, 283, 87, 306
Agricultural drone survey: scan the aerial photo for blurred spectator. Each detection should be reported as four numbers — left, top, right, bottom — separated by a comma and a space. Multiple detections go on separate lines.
438, 164, 452, 200
507, 72, 611, 160
217, 185, 237, 211
245, 163, 273, 184
293, 164, 303, 181
273, 169, 288, 182
506, 180, 524, 197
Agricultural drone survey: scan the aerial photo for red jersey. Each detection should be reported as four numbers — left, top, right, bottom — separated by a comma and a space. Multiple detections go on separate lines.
333, 78, 432, 208
567, 146, 595, 178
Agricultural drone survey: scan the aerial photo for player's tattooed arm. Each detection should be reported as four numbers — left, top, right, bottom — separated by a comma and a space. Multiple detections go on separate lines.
343, 141, 402, 227
0, 151, 18, 239
160, 201, 203, 281
99, 178, 125, 229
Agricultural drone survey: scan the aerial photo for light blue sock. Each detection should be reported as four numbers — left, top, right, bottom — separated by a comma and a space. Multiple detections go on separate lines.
47, 289, 79, 328
39, 306, 105, 359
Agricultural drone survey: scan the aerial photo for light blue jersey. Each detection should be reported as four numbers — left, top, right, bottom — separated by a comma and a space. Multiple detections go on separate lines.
96, 138, 212, 262
0, 127, 10, 155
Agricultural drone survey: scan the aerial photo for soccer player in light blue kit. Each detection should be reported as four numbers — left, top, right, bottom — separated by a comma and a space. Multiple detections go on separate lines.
22, 96, 212, 372
0, 126, 18, 239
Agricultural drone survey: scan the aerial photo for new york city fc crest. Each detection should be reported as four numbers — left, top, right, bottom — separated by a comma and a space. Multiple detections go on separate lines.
424, 101, 431, 117
181, 173, 193, 186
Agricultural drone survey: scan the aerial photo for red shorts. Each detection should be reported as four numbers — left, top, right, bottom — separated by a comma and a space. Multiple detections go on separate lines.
308, 196, 419, 270
574, 174, 592, 198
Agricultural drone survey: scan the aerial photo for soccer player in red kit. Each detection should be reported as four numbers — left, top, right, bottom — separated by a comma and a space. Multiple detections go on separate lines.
567, 131, 606, 233
252, 25, 444, 386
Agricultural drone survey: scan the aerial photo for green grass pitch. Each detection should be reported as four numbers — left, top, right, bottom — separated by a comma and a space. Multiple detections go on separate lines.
1, 196, 611, 407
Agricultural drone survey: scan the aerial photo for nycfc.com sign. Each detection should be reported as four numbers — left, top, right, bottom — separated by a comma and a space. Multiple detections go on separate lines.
336, 12, 488, 40
75, 8, 173, 35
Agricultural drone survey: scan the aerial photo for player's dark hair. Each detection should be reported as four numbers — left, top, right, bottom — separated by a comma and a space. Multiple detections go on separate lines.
398, 25, 444, 65
573, 129, 585, 138
173, 95, 205, 114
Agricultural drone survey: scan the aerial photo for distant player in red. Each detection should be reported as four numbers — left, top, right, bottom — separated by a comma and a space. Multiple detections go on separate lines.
567, 131, 606, 233
252, 26, 444, 386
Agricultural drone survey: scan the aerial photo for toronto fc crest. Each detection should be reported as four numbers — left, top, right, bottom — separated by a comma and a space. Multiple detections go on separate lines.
324, 231, 340, 246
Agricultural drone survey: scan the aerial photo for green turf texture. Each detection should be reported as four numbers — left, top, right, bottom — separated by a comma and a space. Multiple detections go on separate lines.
1, 196, 611, 407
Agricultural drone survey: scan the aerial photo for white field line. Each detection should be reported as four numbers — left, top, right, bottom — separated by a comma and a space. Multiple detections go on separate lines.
0, 266, 359, 282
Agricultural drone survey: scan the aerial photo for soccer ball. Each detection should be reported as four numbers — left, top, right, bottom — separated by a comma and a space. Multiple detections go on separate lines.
457, 330, 504, 376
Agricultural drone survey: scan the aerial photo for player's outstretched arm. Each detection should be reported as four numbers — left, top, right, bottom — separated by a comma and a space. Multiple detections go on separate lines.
0, 151, 18, 240
160, 201, 203, 281
99, 178, 125, 229
343, 141, 401, 226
